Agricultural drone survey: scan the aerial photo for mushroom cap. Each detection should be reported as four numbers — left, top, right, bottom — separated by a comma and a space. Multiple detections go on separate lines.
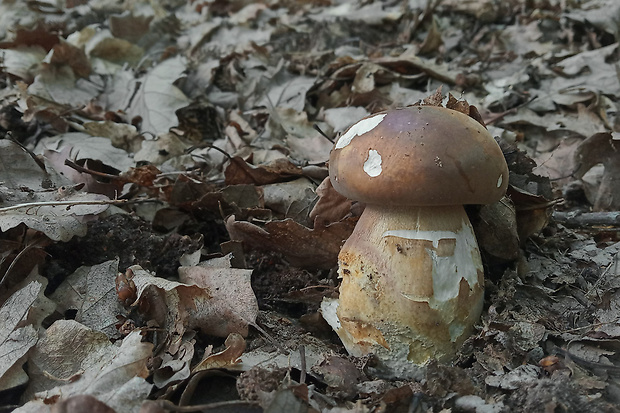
329, 105, 509, 206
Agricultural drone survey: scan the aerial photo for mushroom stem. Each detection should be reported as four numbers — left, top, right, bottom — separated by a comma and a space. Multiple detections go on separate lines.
328, 204, 484, 367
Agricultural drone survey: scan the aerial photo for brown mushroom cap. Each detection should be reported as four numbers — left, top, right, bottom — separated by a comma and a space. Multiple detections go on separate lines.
329, 105, 509, 206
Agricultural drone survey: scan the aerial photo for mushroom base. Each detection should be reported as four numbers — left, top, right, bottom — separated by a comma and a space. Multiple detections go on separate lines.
322, 204, 484, 376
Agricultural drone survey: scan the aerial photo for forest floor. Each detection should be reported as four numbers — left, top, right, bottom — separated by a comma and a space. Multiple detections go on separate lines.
1, 0, 620, 412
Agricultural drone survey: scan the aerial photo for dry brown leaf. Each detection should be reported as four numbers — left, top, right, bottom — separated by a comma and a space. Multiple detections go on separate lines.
262, 178, 317, 226
152, 335, 195, 388
312, 355, 365, 399
226, 215, 355, 269
192, 333, 246, 373
224, 156, 304, 185
473, 198, 520, 261
131, 257, 257, 338
418, 16, 443, 55
0, 278, 51, 392
21, 320, 153, 412
50, 395, 116, 413
574, 132, 620, 211
48, 41, 91, 78
309, 177, 353, 227
0, 24, 59, 51
178, 257, 257, 337
109, 13, 153, 43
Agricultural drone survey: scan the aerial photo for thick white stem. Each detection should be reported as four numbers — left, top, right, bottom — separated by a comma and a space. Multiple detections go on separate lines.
322, 204, 484, 375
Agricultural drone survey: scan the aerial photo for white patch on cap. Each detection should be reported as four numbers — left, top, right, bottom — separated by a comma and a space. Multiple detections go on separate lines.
497, 174, 503, 188
363, 149, 382, 177
335, 113, 386, 149
384, 220, 482, 305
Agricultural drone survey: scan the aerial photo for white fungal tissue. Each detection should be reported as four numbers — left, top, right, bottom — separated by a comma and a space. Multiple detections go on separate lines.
363, 149, 382, 177
335, 114, 386, 149
497, 174, 503, 188
383, 221, 482, 305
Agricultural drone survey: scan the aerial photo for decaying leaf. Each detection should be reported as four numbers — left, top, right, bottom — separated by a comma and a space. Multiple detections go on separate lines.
192, 332, 246, 373
309, 177, 353, 227
226, 215, 356, 269
178, 256, 258, 337
473, 198, 520, 261
224, 156, 304, 186
131, 255, 257, 337
126, 56, 190, 135
152, 334, 195, 389
574, 132, 620, 211
51, 259, 123, 338
0, 140, 111, 241
0, 276, 54, 392
19, 320, 153, 412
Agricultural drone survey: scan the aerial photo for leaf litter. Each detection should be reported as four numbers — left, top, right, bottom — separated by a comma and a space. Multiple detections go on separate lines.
2, 0, 620, 412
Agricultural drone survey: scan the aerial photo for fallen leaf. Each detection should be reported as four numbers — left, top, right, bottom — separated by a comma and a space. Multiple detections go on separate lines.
152, 334, 195, 388
262, 178, 318, 227
0, 278, 52, 392
131, 256, 258, 338
485, 364, 541, 390
35, 132, 136, 173
309, 177, 353, 227
178, 256, 258, 337
109, 13, 154, 44
574, 132, 620, 211
226, 215, 355, 269
51, 259, 123, 338
19, 320, 153, 412
192, 332, 246, 373
224, 156, 304, 186
50, 395, 115, 413
0, 140, 111, 241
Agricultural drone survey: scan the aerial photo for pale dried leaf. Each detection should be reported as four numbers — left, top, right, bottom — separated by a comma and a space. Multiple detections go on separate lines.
20, 320, 152, 412
0, 140, 111, 241
127, 56, 190, 135
0, 281, 45, 390
27, 66, 100, 106
35, 132, 136, 172
51, 259, 122, 338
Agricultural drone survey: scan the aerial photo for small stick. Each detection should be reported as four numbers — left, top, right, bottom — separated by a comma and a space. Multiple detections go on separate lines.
553, 211, 620, 227
299, 346, 306, 385
0, 199, 126, 213
64, 159, 125, 181
313, 124, 334, 144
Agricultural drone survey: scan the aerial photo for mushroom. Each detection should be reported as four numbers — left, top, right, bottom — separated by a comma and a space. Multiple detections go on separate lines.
321, 105, 509, 376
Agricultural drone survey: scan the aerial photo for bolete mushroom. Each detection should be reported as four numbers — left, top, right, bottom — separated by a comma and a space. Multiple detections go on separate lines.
321, 105, 509, 376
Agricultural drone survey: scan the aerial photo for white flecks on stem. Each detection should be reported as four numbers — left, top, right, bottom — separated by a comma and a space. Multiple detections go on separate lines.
363, 149, 382, 177
335, 114, 387, 149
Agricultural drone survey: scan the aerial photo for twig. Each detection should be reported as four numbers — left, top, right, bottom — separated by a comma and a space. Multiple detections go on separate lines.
553, 211, 620, 227
299, 346, 306, 385
0, 199, 126, 213
248, 319, 290, 355
64, 159, 125, 180
313, 124, 334, 144
0, 236, 47, 287
159, 399, 260, 412
550, 343, 620, 374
